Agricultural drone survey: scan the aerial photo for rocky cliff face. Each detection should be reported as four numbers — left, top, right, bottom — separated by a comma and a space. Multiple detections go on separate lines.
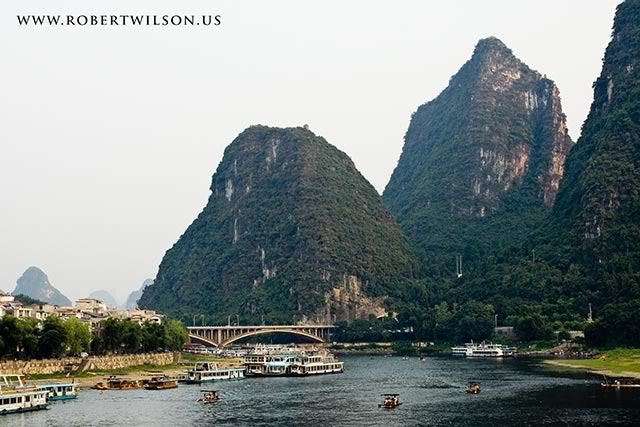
383, 37, 573, 273
139, 126, 418, 324
547, 0, 640, 290
13, 266, 72, 306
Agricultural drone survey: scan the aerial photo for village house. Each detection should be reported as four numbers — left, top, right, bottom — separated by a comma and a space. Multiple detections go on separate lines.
0, 293, 164, 330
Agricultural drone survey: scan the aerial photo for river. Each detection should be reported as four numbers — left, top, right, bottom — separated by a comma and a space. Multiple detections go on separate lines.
4, 355, 640, 426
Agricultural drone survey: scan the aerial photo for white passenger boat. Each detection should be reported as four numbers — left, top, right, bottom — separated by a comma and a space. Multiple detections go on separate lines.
451, 344, 473, 356
36, 382, 78, 401
181, 362, 245, 384
244, 350, 343, 376
0, 374, 49, 415
290, 353, 344, 376
451, 342, 514, 358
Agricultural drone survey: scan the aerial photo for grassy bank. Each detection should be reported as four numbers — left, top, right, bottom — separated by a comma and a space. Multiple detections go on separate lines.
545, 348, 640, 378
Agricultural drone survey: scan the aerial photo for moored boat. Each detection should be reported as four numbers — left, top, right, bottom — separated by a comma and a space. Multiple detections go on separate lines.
289, 353, 344, 376
92, 376, 142, 390
451, 341, 514, 358
144, 376, 178, 390
36, 382, 78, 400
451, 344, 473, 356
601, 376, 640, 389
181, 362, 245, 384
244, 350, 343, 377
0, 374, 49, 415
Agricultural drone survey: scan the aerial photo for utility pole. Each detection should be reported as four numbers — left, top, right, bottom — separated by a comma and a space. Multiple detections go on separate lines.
236, 314, 240, 326
494, 314, 498, 329
201, 314, 205, 326
192, 315, 196, 327
227, 315, 231, 327
532, 249, 536, 263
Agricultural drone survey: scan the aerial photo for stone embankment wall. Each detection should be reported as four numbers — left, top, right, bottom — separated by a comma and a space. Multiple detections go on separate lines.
0, 352, 180, 375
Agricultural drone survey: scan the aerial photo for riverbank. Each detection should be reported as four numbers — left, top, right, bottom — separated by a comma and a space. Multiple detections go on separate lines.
544, 348, 640, 379
24, 353, 242, 389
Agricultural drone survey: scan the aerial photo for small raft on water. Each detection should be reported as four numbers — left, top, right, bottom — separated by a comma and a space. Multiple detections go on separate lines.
466, 382, 481, 394
198, 390, 219, 404
379, 393, 401, 409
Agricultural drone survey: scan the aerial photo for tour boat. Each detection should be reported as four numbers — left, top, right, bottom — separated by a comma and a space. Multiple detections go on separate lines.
144, 376, 178, 390
451, 344, 473, 356
92, 376, 142, 390
243, 345, 304, 376
289, 353, 344, 376
0, 374, 49, 415
245, 350, 343, 377
451, 342, 513, 358
261, 355, 298, 376
181, 362, 245, 384
36, 382, 79, 400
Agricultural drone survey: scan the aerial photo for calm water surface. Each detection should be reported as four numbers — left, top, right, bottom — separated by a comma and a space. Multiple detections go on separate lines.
4, 355, 640, 426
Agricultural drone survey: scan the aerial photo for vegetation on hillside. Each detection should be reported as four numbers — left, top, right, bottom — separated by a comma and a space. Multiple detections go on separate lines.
376, 1, 640, 347
139, 126, 420, 324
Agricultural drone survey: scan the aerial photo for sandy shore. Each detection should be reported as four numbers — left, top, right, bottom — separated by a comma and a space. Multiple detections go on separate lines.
544, 360, 640, 379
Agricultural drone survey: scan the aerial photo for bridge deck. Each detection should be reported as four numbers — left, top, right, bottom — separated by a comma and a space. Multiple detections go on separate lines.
187, 325, 335, 348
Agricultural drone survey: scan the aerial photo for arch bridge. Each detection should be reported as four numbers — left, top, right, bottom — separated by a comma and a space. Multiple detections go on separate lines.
187, 325, 334, 348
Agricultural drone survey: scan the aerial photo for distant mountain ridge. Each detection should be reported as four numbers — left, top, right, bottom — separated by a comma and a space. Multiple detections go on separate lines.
125, 279, 153, 309
12, 266, 72, 306
88, 290, 119, 308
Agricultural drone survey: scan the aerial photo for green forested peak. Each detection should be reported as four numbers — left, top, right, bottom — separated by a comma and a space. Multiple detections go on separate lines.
140, 125, 418, 324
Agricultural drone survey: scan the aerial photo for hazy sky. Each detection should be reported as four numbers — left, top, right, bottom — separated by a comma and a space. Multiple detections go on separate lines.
0, 0, 620, 303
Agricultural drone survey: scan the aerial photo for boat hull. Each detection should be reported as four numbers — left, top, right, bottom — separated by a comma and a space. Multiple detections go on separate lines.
144, 382, 178, 390
180, 377, 245, 384
0, 404, 48, 415
48, 395, 78, 401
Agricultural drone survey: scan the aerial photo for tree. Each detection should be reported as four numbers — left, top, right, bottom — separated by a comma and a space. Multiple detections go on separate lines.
38, 317, 68, 358
0, 316, 24, 357
163, 320, 188, 351
122, 321, 143, 353
514, 314, 553, 341
585, 299, 640, 347
101, 318, 125, 353
450, 301, 495, 342
142, 322, 165, 352
64, 317, 91, 355
17, 318, 39, 357
0, 316, 39, 358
